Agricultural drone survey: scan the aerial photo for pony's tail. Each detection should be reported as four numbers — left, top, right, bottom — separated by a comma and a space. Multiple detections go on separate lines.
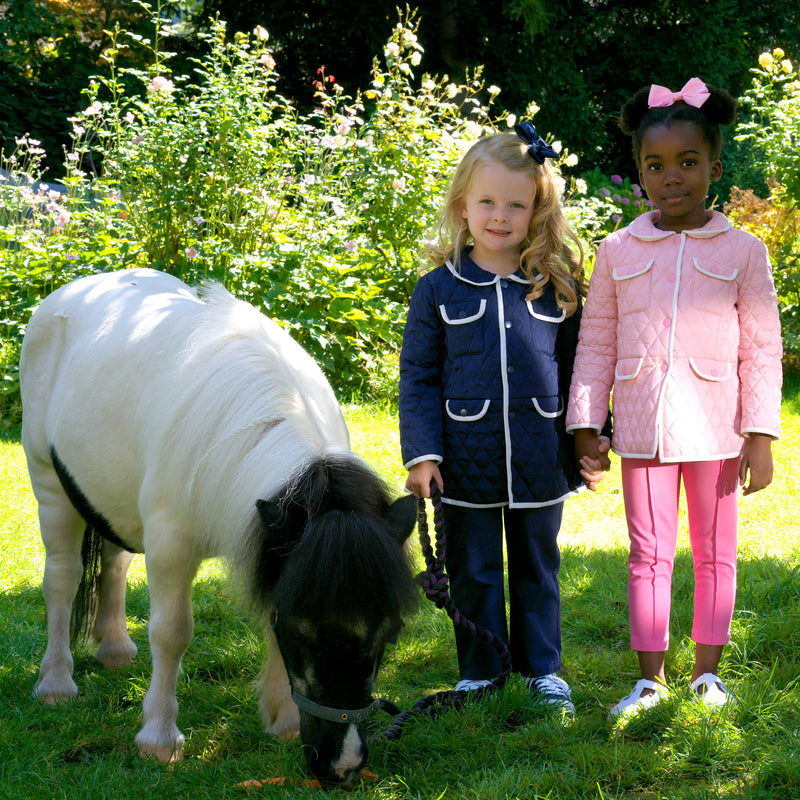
70, 523, 102, 644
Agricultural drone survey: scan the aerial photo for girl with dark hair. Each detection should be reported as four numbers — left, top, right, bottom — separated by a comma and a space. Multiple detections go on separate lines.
567, 79, 783, 717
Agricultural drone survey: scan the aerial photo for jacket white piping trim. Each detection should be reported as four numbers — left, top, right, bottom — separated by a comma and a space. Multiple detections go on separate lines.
440, 299, 487, 325
445, 259, 529, 286
442, 485, 583, 509
532, 397, 563, 418
404, 453, 442, 469
496, 281, 515, 504
655, 233, 684, 458
741, 427, 780, 439
445, 398, 491, 422
692, 258, 739, 281
526, 300, 566, 323
612, 259, 654, 281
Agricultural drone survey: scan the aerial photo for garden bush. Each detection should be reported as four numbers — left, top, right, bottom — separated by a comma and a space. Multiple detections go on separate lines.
2, 14, 799, 425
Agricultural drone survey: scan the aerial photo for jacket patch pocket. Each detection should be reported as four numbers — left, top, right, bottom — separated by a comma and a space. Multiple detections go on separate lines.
526, 298, 566, 323
440, 299, 487, 357
445, 398, 491, 422
612, 259, 653, 313
690, 259, 739, 316
689, 357, 733, 382
531, 395, 564, 418
615, 357, 644, 381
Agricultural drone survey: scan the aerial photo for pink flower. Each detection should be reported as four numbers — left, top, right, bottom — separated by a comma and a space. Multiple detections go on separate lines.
631, 184, 642, 197
610, 174, 623, 184
185, 246, 199, 259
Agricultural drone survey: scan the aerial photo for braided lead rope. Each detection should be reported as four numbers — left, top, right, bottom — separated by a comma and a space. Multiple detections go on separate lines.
373, 486, 512, 742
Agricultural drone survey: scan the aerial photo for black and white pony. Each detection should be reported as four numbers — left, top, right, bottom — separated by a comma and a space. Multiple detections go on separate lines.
20, 268, 417, 784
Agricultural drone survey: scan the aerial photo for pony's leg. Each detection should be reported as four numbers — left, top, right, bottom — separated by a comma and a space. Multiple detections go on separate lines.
93, 541, 138, 669
33, 480, 86, 704
134, 518, 199, 762
258, 624, 299, 739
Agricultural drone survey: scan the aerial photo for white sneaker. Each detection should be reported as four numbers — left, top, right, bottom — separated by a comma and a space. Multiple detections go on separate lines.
526, 673, 576, 716
691, 673, 733, 707
454, 678, 494, 692
609, 678, 668, 718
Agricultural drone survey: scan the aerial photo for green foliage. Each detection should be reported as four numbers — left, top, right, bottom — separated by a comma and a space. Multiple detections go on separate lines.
736, 48, 800, 202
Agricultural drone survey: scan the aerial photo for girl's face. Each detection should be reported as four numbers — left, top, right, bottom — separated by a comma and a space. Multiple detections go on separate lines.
638, 121, 722, 232
460, 161, 536, 275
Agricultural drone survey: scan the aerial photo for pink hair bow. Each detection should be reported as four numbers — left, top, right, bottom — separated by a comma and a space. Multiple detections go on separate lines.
648, 77, 710, 109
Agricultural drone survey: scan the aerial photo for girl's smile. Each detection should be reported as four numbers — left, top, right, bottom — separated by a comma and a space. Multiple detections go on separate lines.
638, 121, 722, 232
460, 162, 536, 275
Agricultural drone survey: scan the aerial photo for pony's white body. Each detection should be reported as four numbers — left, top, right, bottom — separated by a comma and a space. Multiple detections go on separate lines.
21, 268, 350, 761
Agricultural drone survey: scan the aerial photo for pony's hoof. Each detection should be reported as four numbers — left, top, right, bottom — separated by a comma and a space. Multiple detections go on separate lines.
135, 730, 185, 762
34, 678, 78, 705
96, 640, 138, 670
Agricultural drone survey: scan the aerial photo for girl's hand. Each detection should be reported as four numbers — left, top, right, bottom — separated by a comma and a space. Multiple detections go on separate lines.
573, 430, 611, 490
405, 460, 443, 498
739, 433, 774, 495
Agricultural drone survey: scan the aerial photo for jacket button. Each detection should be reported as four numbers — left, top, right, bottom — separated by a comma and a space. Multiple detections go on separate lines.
663, 318, 670, 327
505, 321, 512, 329
458, 310, 466, 318
672, 235, 681, 245
501, 279, 508, 288
460, 408, 467, 416
668, 274, 676, 283
507, 366, 515, 374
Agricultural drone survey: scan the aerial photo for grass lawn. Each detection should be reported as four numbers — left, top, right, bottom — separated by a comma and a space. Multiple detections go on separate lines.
1, 376, 799, 800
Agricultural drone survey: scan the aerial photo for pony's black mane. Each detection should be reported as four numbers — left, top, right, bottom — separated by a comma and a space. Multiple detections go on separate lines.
254, 455, 417, 624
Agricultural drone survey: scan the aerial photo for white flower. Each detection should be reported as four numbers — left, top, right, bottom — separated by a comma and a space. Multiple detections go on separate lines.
422, 79, 435, 92
464, 120, 482, 139
565, 153, 579, 167
575, 178, 587, 194
253, 25, 269, 41
506, 114, 517, 128
148, 76, 174, 94
384, 42, 400, 58
392, 177, 406, 191
446, 83, 459, 98
82, 102, 103, 116
551, 140, 563, 154
488, 85, 501, 95
410, 51, 421, 66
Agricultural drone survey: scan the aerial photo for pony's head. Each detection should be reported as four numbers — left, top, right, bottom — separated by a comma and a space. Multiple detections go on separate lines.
254, 455, 417, 784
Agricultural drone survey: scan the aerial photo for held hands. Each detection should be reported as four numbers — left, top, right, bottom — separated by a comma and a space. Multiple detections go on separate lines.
405, 460, 444, 498
739, 433, 774, 495
573, 429, 612, 491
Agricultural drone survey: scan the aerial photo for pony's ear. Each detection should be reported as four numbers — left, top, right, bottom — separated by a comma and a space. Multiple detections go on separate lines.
383, 493, 418, 545
254, 498, 307, 600
256, 498, 305, 540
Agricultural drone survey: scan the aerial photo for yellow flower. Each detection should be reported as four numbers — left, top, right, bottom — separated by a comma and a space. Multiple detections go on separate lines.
773, 48, 785, 59
759, 52, 774, 70
781, 59, 793, 73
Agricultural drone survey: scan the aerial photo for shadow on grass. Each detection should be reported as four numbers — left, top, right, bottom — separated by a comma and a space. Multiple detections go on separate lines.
3, 540, 799, 799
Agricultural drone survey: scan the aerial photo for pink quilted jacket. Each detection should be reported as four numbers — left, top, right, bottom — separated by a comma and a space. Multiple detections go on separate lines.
566, 210, 783, 461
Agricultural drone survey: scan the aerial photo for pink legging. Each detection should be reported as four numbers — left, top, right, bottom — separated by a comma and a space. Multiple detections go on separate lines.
621, 457, 739, 652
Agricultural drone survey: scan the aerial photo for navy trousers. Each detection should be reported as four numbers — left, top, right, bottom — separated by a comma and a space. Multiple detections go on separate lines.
443, 502, 564, 680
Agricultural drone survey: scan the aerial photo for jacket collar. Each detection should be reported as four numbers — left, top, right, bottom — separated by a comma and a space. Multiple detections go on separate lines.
628, 209, 733, 241
445, 253, 530, 286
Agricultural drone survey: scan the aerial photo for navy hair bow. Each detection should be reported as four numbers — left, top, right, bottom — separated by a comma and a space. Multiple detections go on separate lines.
514, 121, 558, 164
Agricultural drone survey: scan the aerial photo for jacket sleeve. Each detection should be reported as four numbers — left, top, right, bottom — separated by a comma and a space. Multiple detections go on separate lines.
737, 239, 783, 438
566, 241, 619, 433
399, 274, 445, 467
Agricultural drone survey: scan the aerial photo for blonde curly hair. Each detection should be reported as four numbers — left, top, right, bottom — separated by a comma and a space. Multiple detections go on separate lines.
427, 132, 586, 315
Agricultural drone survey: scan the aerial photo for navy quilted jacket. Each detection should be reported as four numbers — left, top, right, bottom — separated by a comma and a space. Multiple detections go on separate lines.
399, 255, 584, 508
